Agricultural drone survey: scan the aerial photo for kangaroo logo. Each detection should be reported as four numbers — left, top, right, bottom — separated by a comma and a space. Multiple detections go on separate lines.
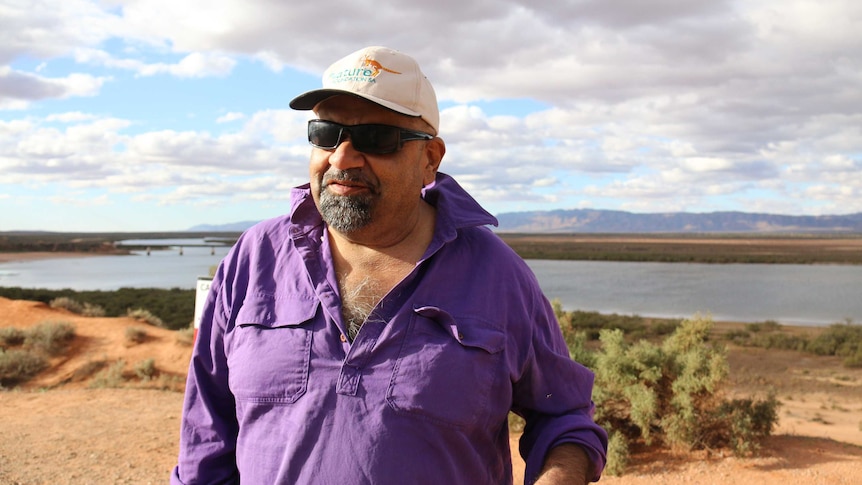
362, 55, 401, 77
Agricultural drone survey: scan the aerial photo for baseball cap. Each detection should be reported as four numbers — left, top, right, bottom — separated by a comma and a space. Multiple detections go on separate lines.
290, 46, 439, 134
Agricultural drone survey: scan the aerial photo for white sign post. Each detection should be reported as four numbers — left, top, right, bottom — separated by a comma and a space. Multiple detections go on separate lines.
193, 277, 213, 341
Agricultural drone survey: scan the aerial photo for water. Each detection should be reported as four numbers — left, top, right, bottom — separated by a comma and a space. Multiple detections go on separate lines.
525, 260, 862, 326
0, 241, 229, 291
1, 239, 861, 326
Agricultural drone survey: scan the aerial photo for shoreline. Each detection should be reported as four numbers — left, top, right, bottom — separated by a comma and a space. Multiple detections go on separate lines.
0, 251, 112, 264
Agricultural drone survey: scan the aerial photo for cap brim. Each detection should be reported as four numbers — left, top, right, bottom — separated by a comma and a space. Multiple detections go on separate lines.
289, 89, 422, 118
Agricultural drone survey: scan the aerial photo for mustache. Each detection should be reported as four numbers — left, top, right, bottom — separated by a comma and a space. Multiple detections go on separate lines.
322, 169, 379, 194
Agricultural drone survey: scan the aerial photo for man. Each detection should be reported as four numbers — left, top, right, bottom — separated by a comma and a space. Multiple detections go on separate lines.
172, 46, 607, 484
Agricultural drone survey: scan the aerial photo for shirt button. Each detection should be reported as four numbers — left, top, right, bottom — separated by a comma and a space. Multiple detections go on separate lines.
458, 332, 464, 340
340, 334, 347, 342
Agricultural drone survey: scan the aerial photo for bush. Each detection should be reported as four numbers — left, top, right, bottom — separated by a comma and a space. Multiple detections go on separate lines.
807, 322, 862, 360
582, 315, 779, 474
49, 296, 84, 313
0, 327, 26, 348
48, 297, 105, 317
711, 397, 781, 456
0, 348, 48, 387
175, 326, 195, 347
126, 308, 165, 328
604, 431, 630, 477
24, 321, 76, 356
134, 358, 157, 380
81, 303, 106, 317
125, 326, 148, 345
750, 332, 809, 351
89, 360, 126, 388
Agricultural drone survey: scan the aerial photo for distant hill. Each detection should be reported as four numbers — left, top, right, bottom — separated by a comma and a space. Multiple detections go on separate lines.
495, 209, 862, 233
186, 221, 261, 232
187, 210, 862, 234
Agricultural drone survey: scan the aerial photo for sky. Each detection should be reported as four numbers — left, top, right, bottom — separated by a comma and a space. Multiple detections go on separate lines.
1, 0, 860, 232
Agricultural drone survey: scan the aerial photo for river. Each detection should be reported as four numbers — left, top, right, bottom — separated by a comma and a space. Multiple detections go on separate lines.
1, 240, 860, 326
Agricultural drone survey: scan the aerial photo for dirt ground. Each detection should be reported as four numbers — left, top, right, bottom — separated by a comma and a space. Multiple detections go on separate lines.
1, 296, 861, 484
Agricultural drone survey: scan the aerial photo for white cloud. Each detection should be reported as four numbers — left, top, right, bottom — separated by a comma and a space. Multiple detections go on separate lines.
2, 0, 862, 230
216, 112, 245, 123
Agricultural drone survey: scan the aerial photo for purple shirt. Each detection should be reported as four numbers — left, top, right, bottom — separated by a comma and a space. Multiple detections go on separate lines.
172, 173, 607, 484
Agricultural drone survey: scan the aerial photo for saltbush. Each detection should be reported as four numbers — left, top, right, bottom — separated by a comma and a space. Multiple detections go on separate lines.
566, 314, 779, 475
0, 348, 48, 386
134, 358, 157, 380
0, 327, 26, 348
24, 321, 76, 356
126, 308, 165, 328
125, 326, 148, 345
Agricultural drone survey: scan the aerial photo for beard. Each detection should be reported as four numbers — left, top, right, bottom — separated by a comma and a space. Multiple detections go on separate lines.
317, 170, 378, 233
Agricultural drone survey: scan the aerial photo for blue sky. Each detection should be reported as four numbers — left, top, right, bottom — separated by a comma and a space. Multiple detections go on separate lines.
1, 0, 860, 232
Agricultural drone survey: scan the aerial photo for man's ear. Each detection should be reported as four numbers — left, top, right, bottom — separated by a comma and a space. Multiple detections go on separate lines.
422, 137, 445, 185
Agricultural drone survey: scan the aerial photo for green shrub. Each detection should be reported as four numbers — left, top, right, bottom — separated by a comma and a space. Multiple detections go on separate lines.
0, 348, 48, 386
175, 326, 195, 347
134, 358, 157, 380
89, 360, 126, 388
126, 308, 165, 328
712, 397, 781, 456
508, 412, 526, 434
81, 303, 106, 317
807, 322, 862, 361
124, 326, 148, 345
0, 327, 26, 348
24, 321, 76, 356
585, 315, 779, 474
750, 332, 809, 351
604, 431, 630, 476
49, 296, 84, 313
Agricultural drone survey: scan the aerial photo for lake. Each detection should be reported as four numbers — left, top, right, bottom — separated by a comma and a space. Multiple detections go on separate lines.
1, 240, 860, 326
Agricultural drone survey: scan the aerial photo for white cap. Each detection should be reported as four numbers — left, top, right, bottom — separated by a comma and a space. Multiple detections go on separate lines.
290, 46, 439, 133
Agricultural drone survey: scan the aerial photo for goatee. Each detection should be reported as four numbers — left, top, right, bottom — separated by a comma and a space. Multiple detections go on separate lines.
318, 170, 377, 233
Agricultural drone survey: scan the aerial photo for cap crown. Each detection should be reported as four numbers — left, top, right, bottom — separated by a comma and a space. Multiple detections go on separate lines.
290, 46, 439, 133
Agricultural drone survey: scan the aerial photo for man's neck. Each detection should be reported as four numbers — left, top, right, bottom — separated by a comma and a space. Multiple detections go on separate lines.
328, 200, 436, 267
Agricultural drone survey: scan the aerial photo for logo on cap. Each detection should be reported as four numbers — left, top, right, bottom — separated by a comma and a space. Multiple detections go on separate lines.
362, 55, 401, 78
328, 55, 401, 85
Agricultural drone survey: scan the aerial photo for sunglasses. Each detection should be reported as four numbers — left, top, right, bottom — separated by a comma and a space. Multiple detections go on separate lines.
307, 119, 434, 155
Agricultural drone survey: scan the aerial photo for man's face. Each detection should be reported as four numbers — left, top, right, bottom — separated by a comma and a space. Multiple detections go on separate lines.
309, 96, 441, 236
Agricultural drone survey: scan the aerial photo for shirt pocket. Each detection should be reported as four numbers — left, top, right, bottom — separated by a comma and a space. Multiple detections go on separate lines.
386, 305, 506, 429
227, 296, 318, 404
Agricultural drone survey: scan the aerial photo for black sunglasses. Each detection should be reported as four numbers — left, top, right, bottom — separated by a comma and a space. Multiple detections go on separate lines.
307, 119, 434, 155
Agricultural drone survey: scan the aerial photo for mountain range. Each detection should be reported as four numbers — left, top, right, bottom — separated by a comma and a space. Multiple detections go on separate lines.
189, 210, 862, 234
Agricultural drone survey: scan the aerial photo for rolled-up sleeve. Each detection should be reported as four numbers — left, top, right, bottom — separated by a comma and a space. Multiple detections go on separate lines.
511, 294, 608, 484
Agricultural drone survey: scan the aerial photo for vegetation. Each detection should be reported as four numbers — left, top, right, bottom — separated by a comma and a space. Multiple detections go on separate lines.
49, 296, 106, 317
125, 326, 148, 345
126, 308, 165, 328
556, 311, 780, 475
3, 231, 862, 264
499, 233, 862, 264
89, 359, 126, 389
724, 319, 862, 368
134, 358, 157, 380
0, 321, 76, 387
0, 287, 194, 330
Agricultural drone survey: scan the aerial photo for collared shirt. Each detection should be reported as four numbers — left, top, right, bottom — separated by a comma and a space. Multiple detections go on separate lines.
172, 173, 607, 485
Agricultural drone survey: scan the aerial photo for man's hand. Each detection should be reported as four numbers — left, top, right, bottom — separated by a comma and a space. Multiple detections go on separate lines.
533, 443, 592, 485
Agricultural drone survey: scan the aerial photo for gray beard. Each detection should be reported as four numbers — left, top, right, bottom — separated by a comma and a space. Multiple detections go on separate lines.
319, 190, 374, 233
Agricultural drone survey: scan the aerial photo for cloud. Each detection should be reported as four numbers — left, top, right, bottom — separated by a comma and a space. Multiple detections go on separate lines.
73, 48, 236, 78
0, 67, 108, 108
2, 0, 862, 229
216, 112, 245, 123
